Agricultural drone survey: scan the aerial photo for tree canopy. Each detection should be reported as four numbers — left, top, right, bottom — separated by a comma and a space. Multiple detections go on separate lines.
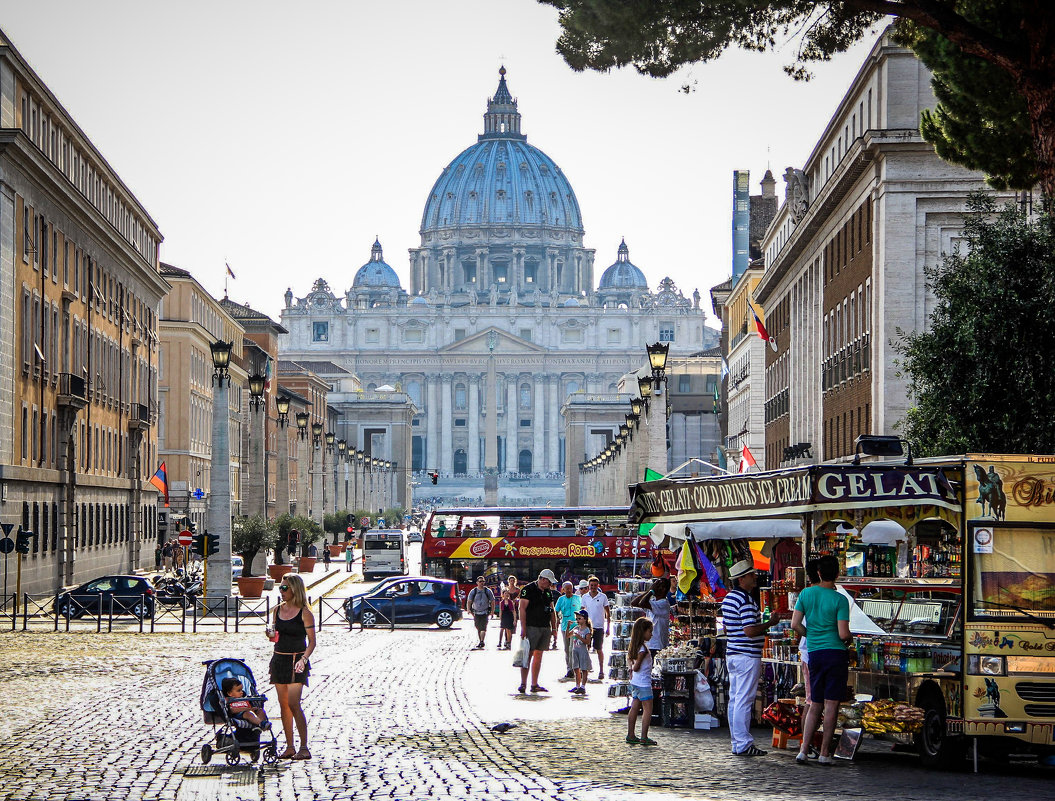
540, 1, 1055, 199
895, 194, 1055, 456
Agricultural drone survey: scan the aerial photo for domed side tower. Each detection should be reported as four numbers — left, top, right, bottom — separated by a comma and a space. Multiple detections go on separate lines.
596, 239, 648, 306
409, 68, 595, 303
348, 239, 408, 309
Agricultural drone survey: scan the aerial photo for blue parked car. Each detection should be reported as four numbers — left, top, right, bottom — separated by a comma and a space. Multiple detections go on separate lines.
343, 577, 462, 629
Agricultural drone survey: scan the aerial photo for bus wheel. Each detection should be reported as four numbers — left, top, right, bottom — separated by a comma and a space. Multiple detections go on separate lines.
915, 688, 965, 769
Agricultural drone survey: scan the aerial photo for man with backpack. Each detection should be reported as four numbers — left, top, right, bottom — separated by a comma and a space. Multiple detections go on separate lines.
466, 575, 496, 650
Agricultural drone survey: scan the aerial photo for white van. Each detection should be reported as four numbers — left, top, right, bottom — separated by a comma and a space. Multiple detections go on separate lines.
362, 529, 406, 580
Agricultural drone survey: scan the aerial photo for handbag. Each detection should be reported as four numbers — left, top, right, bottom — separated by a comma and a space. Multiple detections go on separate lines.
512, 636, 531, 668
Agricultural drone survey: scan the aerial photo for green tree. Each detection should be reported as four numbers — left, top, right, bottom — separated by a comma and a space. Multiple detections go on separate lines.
231, 516, 277, 578
539, 1, 1055, 201
895, 194, 1055, 456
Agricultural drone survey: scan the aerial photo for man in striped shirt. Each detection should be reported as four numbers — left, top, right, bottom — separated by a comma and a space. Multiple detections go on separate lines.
721, 559, 778, 756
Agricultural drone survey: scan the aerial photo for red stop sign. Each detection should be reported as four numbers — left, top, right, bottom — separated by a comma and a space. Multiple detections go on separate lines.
178, 531, 192, 546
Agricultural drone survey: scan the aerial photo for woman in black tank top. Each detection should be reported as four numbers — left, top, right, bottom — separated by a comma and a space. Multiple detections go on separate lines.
269, 573, 315, 760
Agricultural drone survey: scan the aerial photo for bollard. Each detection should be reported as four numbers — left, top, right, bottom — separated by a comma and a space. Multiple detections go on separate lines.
53, 592, 59, 632
390, 597, 396, 632
234, 597, 240, 633
21, 593, 28, 631
224, 596, 230, 633
181, 596, 187, 634
138, 594, 145, 634
97, 593, 103, 633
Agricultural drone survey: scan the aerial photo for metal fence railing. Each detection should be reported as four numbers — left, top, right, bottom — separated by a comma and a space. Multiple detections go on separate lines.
0, 592, 433, 634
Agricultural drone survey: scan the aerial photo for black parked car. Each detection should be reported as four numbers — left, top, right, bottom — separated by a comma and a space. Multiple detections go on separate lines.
343, 577, 462, 628
54, 575, 156, 619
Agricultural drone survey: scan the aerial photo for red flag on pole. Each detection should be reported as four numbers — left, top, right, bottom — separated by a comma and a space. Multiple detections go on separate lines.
149, 462, 170, 507
752, 308, 778, 352
739, 445, 757, 474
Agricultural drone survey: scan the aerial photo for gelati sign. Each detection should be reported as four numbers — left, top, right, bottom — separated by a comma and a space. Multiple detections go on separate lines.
631, 465, 959, 524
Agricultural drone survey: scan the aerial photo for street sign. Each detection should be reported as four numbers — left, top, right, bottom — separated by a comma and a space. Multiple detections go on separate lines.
178, 530, 193, 547
0, 522, 13, 536
0, 538, 13, 554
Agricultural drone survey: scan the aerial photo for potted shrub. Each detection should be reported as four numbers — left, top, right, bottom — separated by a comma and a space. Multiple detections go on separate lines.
293, 515, 322, 573
232, 516, 277, 599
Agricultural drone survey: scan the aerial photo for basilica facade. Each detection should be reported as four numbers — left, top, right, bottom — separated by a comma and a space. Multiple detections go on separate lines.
279, 69, 709, 497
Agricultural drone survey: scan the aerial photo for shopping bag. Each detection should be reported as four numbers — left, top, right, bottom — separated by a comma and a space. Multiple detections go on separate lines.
694, 670, 714, 712
512, 637, 530, 668
761, 701, 802, 737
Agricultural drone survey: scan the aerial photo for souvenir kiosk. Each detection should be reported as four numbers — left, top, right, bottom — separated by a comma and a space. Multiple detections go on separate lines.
630, 454, 1055, 768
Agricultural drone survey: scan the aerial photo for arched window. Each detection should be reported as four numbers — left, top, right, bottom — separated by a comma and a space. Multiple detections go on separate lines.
608, 383, 618, 394
520, 383, 531, 408
455, 383, 467, 410
566, 380, 580, 396
518, 449, 533, 474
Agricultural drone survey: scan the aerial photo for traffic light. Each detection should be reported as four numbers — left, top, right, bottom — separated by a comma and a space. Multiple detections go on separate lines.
346, 513, 355, 535
188, 520, 198, 534
430, 472, 439, 485
191, 531, 219, 557
15, 529, 33, 554
191, 532, 206, 558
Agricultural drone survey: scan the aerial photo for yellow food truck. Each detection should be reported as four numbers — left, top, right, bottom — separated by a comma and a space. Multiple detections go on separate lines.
630, 454, 1055, 767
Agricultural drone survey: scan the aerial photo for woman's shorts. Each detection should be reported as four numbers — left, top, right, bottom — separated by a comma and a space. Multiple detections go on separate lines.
629, 684, 653, 702
270, 652, 310, 686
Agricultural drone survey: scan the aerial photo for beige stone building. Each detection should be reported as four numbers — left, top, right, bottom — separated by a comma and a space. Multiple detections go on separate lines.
157, 264, 247, 532
0, 30, 167, 594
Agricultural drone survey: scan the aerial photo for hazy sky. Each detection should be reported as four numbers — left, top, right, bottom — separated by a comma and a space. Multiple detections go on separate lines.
0, 1, 884, 327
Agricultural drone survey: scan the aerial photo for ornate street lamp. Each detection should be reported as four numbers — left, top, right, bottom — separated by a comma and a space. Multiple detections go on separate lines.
311, 421, 323, 448
356, 451, 364, 464
276, 395, 291, 428
210, 340, 232, 386
631, 397, 643, 417
637, 375, 652, 399
296, 411, 309, 439
647, 342, 670, 380
619, 423, 630, 439
337, 438, 347, 458
248, 373, 266, 413
325, 430, 336, 453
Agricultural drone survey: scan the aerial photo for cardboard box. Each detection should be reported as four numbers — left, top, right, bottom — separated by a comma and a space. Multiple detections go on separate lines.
694, 714, 720, 730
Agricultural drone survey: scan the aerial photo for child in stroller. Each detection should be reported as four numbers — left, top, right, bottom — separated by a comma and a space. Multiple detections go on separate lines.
200, 657, 278, 766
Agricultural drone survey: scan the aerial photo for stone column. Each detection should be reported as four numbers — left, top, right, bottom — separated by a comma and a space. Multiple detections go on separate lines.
546, 376, 560, 473
246, 407, 266, 517
532, 378, 545, 474
426, 374, 440, 473
206, 380, 232, 601
505, 375, 517, 474
296, 431, 309, 516
311, 438, 323, 527
484, 353, 499, 505
276, 421, 290, 517
468, 375, 481, 473
440, 374, 453, 473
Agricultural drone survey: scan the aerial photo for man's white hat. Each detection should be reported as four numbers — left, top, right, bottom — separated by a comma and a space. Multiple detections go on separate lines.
728, 559, 755, 580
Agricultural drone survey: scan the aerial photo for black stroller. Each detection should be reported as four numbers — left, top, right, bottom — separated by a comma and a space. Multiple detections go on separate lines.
199, 657, 278, 766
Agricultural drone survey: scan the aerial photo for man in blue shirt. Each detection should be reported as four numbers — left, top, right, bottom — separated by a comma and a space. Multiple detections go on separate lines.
721, 559, 778, 756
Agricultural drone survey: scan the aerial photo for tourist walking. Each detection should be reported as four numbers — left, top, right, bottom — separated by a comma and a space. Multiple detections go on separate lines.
792, 555, 851, 765
580, 575, 611, 680
466, 575, 496, 650
569, 609, 593, 694
721, 559, 777, 756
517, 568, 558, 694
554, 581, 582, 679
498, 590, 517, 649
625, 617, 656, 745
269, 573, 315, 761
345, 544, 355, 572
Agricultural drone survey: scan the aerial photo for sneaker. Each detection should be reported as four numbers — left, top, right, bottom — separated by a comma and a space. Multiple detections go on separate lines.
807, 746, 820, 760
640, 737, 658, 746
735, 745, 767, 757
598, 672, 605, 680
565, 670, 575, 679
516, 685, 526, 694
568, 687, 579, 693
626, 735, 640, 744
817, 755, 834, 765
795, 751, 809, 765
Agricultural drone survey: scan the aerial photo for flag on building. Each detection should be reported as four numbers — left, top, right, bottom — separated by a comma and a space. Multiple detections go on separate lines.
149, 462, 170, 507
264, 356, 273, 392
752, 308, 778, 352
739, 444, 757, 473
720, 358, 729, 379
712, 380, 721, 415
226, 263, 236, 279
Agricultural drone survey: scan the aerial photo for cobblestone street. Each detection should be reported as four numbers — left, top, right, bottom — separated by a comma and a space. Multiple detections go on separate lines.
1, 625, 1052, 801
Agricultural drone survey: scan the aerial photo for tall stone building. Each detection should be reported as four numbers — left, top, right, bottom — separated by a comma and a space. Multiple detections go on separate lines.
0, 30, 166, 593
280, 69, 709, 503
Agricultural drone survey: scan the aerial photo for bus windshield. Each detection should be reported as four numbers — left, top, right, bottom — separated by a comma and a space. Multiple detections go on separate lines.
971, 525, 1055, 621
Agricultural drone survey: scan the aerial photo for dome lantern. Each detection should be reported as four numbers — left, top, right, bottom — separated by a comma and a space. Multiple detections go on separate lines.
481, 65, 524, 141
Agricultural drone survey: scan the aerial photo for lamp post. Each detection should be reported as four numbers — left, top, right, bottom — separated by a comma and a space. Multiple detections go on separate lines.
645, 342, 670, 478
325, 431, 336, 517
206, 340, 233, 606
246, 372, 267, 520
337, 439, 348, 511
310, 421, 323, 529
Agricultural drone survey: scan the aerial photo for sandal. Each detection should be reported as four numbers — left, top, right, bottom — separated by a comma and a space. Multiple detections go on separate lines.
640, 737, 658, 746
517, 685, 526, 694
292, 748, 312, 760
277, 748, 297, 759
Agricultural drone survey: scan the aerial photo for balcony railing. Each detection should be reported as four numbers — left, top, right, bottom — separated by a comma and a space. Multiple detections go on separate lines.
57, 373, 88, 409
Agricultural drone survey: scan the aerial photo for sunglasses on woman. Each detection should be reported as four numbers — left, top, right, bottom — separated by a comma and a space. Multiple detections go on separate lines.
279, 585, 290, 591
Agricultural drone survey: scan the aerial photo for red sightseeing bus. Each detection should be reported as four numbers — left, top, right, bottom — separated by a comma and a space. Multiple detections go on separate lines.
421, 506, 662, 594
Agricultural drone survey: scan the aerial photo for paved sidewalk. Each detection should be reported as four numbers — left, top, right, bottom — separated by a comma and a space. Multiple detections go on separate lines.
1, 624, 1052, 800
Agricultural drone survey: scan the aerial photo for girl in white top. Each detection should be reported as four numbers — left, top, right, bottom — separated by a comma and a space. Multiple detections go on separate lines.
626, 617, 656, 745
